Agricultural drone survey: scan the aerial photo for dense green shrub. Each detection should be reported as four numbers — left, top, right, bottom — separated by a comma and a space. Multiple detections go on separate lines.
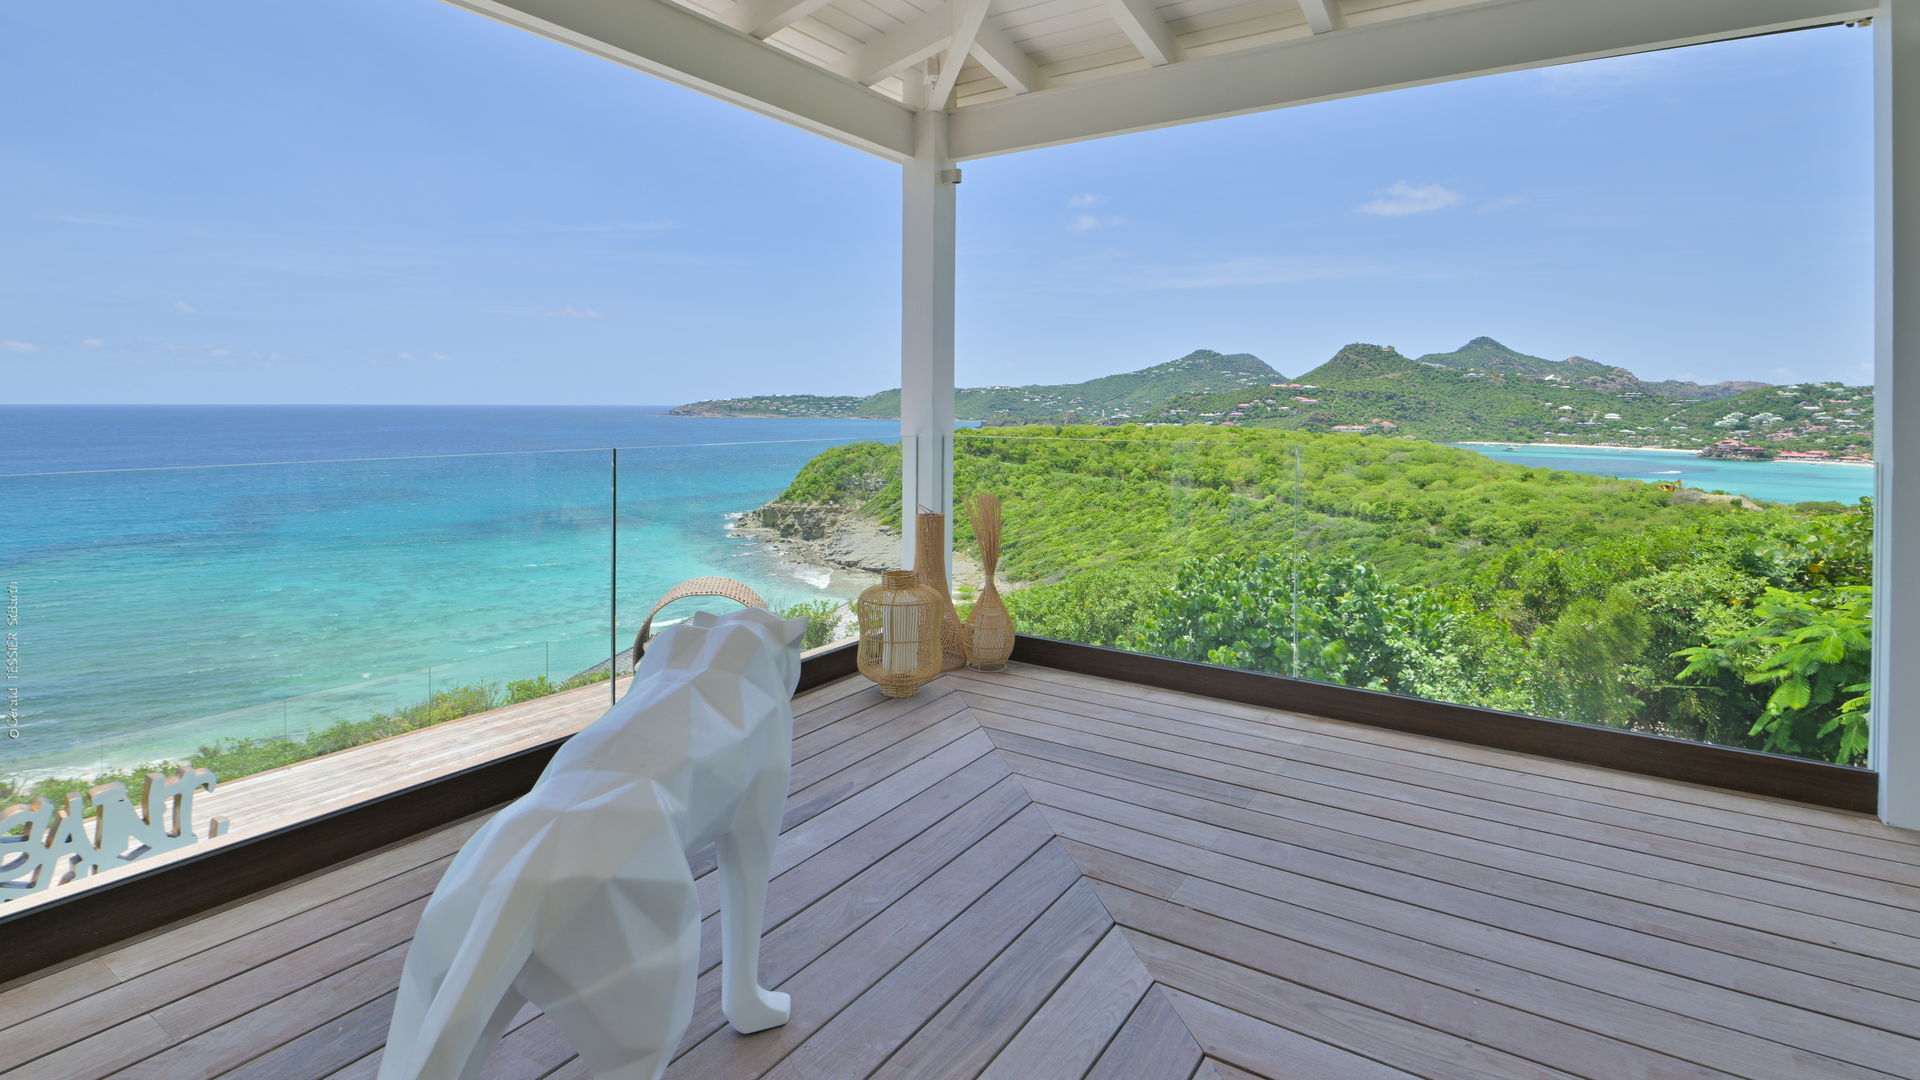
775, 426, 1875, 763
779, 600, 847, 651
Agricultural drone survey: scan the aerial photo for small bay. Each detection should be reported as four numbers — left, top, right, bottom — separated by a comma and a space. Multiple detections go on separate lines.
1451, 442, 1874, 505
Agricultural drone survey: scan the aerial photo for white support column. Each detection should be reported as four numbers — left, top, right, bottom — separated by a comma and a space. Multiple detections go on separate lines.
898, 89, 957, 574
1875, 0, 1919, 829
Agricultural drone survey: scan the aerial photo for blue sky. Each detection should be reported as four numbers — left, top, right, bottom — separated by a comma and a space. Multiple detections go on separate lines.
0, 4, 1873, 404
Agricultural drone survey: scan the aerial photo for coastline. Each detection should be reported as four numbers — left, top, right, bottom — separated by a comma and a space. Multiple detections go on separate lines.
1453, 441, 1874, 468
730, 504, 982, 589
666, 411, 895, 421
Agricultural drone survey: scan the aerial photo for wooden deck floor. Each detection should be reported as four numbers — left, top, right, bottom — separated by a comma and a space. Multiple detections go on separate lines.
5, 663, 1919, 1079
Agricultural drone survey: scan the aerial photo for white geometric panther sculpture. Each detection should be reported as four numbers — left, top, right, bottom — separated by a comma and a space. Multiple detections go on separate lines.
377, 606, 809, 1080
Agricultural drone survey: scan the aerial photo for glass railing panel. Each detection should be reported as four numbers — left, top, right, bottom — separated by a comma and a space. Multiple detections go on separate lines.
1274, 434, 1875, 765
939, 425, 1873, 767
613, 436, 906, 673
1, 448, 615, 900
952, 429, 1220, 656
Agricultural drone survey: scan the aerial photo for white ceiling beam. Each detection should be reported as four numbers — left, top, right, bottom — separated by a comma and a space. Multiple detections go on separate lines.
1298, 0, 1342, 34
971, 22, 1045, 94
833, 6, 956, 85
930, 0, 998, 107
1103, 0, 1180, 67
442, 0, 915, 160
719, 0, 835, 39
950, 0, 1872, 159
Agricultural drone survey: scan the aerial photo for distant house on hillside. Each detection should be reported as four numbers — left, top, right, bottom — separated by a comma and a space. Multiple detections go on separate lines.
1330, 425, 1369, 433
1699, 439, 1774, 462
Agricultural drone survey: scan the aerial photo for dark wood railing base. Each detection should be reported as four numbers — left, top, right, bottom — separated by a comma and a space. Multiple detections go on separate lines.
0, 642, 860, 985
1011, 635, 1878, 815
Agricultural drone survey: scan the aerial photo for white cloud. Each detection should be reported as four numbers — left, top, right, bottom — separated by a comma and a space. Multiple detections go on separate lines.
466, 219, 679, 236
1, 339, 39, 353
52, 213, 144, 227
1070, 214, 1127, 232
1130, 256, 1398, 289
1066, 194, 1108, 208
496, 303, 613, 319
172, 300, 200, 315
1532, 53, 1667, 99
431, 352, 452, 361
397, 351, 416, 362
1357, 181, 1464, 217
123, 342, 279, 367
79, 337, 105, 348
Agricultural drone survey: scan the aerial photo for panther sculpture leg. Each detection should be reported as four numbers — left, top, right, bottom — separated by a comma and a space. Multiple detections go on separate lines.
716, 769, 792, 1034
521, 836, 702, 1080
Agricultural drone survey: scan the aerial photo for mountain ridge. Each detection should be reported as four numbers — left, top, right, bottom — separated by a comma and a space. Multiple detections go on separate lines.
665, 337, 1871, 456
668, 349, 1282, 422
1412, 336, 1763, 401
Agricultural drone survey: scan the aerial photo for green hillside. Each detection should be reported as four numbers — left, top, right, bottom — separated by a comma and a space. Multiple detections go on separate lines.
1149, 342, 1870, 454
664, 393, 874, 419
758, 426, 1873, 764
1414, 335, 1610, 378
668, 349, 1282, 421
1660, 381, 1876, 456
1414, 336, 1761, 401
668, 337, 1870, 456
1149, 342, 1654, 441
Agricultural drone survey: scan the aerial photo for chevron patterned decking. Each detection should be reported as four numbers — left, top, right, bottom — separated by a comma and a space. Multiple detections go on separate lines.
5, 664, 1919, 1079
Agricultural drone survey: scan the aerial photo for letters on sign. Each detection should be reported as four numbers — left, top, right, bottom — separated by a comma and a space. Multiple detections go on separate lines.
0, 768, 227, 898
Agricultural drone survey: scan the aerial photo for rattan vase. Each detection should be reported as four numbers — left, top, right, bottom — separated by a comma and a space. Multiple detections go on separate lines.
961, 493, 1014, 672
855, 570, 944, 697
913, 507, 966, 672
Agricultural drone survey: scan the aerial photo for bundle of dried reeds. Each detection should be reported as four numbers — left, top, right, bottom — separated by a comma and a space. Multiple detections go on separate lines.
962, 492, 1014, 671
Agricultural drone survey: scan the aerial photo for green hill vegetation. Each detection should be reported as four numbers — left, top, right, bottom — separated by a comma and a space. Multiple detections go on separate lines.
669, 349, 1282, 422
670, 336, 1873, 456
761, 426, 1873, 765
1414, 335, 1763, 400
1153, 342, 1872, 456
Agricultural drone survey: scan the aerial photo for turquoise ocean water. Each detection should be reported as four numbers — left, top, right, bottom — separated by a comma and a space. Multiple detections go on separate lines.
2, 410, 1876, 782
1, 407, 898, 780
1451, 443, 1875, 504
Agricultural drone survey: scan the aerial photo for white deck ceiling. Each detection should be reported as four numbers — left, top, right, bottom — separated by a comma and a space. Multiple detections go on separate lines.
447, 0, 1875, 160
678, 0, 1492, 109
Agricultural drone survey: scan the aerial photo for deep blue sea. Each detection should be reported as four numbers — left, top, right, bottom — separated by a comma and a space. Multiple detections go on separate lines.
1451, 443, 1875, 505
0, 406, 898, 780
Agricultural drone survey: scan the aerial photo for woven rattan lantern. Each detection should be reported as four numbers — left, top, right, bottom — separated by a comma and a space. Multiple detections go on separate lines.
856, 570, 944, 697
